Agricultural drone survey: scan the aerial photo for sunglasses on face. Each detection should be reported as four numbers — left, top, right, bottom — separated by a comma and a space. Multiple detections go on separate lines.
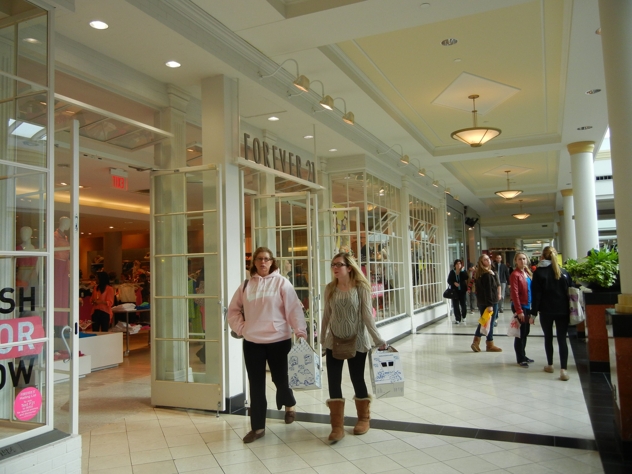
331, 262, 348, 268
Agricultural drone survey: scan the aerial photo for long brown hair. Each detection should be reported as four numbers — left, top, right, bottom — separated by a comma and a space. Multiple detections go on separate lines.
513, 252, 532, 277
541, 246, 561, 279
249, 246, 279, 276
474, 254, 492, 279
324, 252, 371, 301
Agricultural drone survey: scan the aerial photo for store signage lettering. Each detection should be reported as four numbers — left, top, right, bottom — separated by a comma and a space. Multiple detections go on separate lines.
0, 359, 35, 390
243, 133, 316, 183
0, 317, 45, 360
0, 287, 36, 313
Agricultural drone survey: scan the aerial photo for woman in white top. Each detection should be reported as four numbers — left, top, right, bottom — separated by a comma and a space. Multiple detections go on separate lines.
320, 252, 387, 442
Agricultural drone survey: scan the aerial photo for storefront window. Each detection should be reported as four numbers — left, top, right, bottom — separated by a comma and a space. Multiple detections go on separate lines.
409, 197, 441, 310
330, 172, 404, 321
447, 208, 465, 265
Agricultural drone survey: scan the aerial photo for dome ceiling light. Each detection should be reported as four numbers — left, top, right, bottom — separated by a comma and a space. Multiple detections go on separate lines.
451, 95, 502, 147
495, 170, 523, 200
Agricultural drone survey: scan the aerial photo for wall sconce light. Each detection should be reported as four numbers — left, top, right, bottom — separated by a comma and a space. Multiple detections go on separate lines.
259, 58, 310, 93
377, 144, 409, 165
310, 80, 334, 110
333, 97, 355, 125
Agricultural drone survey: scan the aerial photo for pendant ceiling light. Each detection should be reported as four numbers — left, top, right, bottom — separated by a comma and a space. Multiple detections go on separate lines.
495, 170, 523, 199
512, 200, 531, 220
451, 95, 502, 147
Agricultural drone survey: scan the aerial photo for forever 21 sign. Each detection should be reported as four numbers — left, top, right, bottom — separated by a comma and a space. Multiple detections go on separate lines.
243, 133, 316, 183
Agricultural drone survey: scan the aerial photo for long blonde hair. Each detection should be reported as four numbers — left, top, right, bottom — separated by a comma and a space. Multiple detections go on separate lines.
513, 252, 532, 277
325, 252, 371, 301
475, 254, 492, 280
541, 246, 561, 279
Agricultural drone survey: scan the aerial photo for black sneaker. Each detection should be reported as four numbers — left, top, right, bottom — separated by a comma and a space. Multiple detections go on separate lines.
518, 362, 529, 368
525, 357, 534, 363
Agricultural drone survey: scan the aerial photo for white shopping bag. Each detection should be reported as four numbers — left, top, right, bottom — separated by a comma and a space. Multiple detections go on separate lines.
288, 339, 321, 390
370, 346, 404, 398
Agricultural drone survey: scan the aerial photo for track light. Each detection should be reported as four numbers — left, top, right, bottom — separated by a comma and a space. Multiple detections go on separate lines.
320, 95, 334, 110
418, 168, 426, 177
333, 97, 355, 124
259, 58, 310, 93
432, 180, 439, 187
377, 144, 408, 165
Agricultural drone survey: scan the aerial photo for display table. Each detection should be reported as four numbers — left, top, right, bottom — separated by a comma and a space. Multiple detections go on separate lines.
112, 308, 150, 356
80, 332, 123, 370
54, 355, 92, 382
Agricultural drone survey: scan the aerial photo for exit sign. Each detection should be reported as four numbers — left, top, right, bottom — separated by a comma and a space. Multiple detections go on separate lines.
112, 175, 128, 190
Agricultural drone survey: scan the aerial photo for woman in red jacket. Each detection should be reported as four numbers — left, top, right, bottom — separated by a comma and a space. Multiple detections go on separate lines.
510, 252, 533, 367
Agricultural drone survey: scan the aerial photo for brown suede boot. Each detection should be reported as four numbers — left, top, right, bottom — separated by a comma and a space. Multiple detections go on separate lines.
471, 336, 481, 352
326, 399, 345, 442
486, 340, 502, 352
353, 396, 371, 435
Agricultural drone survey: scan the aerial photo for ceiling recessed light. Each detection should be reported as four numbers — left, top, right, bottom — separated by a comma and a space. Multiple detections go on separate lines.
23, 38, 40, 44
454, 58, 462, 62
577, 126, 593, 130
109, 226, 114, 229
60, 182, 67, 186
165, 60, 181, 68
303, 135, 314, 139
585, 89, 601, 95
329, 148, 337, 152
420, 3, 431, 8
441, 38, 458, 46
268, 116, 280, 121
89, 20, 108, 30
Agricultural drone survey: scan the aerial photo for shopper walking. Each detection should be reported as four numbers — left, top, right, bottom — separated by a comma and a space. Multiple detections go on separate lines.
448, 259, 468, 324
227, 247, 307, 443
320, 252, 387, 442
510, 252, 534, 367
531, 246, 572, 381
493, 253, 510, 313
91, 271, 114, 332
470, 254, 502, 353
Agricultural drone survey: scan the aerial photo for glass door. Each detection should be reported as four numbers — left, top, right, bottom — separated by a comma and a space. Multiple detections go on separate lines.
151, 165, 225, 411
250, 192, 320, 349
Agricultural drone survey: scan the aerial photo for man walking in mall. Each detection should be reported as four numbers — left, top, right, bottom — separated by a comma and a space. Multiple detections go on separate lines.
493, 254, 510, 314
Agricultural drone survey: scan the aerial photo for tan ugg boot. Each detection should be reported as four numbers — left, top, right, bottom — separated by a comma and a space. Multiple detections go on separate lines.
471, 336, 481, 352
353, 396, 371, 435
326, 399, 345, 442
486, 340, 502, 352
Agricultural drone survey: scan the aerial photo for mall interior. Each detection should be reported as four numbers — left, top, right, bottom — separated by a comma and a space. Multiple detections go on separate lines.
1, 1, 632, 473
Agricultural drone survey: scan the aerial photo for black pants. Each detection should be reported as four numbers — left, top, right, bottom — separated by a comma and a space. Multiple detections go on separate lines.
243, 338, 295, 431
326, 349, 369, 399
92, 310, 110, 332
452, 293, 467, 322
513, 319, 531, 363
540, 313, 569, 369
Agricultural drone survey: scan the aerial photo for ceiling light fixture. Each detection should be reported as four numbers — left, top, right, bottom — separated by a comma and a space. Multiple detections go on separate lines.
303, 135, 313, 139
268, 116, 280, 121
23, 38, 40, 44
89, 20, 108, 30
451, 94, 502, 147
333, 97, 355, 125
377, 144, 409, 165
329, 148, 337, 152
432, 180, 439, 188
577, 125, 593, 130
512, 200, 531, 220
310, 80, 334, 110
165, 60, 181, 68
585, 89, 601, 95
259, 58, 310, 93
441, 38, 458, 46
495, 170, 523, 199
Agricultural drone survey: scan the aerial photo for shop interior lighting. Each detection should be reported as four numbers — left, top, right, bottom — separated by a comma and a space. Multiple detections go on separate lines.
165, 60, 181, 68
377, 144, 409, 165
451, 94, 502, 147
495, 170, 523, 199
512, 200, 531, 220
259, 58, 310, 93
333, 97, 355, 125
309, 80, 334, 110
89, 20, 109, 30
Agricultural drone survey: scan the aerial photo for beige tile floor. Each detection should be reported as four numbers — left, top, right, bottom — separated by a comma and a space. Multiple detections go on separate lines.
77, 311, 604, 473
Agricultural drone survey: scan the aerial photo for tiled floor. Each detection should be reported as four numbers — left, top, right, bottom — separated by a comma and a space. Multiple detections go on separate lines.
78, 308, 609, 473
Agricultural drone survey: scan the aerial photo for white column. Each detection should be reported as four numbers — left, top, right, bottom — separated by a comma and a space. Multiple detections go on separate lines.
556, 211, 565, 260
560, 190, 577, 260
568, 143, 599, 258
599, 0, 632, 310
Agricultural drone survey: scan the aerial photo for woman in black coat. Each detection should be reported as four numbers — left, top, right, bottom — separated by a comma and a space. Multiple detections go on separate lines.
531, 246, 572, 381
448, 259, 468, 324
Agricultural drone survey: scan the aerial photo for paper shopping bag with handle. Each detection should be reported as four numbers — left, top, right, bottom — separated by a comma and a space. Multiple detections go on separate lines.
370, 346, 404, 398
287, 339, 321, 390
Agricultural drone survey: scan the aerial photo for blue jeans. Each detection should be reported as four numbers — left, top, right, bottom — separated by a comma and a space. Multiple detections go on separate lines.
474, 303, 498, 341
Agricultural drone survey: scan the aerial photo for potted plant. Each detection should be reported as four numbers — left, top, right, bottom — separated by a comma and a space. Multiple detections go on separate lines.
564, 248, 619, 291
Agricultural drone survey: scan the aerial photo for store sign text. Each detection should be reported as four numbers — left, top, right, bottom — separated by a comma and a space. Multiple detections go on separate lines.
243, 133, 316, 183
0, 287, 36, 314
0, 317, 45, 360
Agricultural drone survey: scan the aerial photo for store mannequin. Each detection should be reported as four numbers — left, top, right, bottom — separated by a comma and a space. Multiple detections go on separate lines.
54, 216, 71, 327
16, 226, 38, 289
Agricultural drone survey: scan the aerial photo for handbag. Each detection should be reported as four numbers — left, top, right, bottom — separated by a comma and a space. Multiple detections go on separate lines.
568, 287, 585, 326
443, 287, 455, 299
479, 306, 493, 336
332, 333, 357, 360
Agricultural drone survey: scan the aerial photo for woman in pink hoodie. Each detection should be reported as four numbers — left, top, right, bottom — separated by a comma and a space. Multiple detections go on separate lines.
227, 247, 307, 444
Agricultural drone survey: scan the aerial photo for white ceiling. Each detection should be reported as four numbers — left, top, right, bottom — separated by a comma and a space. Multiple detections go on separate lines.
49, 0, 609, 240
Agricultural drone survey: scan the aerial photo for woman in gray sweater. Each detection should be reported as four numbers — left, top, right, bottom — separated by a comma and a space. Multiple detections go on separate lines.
320, 252, 387, 442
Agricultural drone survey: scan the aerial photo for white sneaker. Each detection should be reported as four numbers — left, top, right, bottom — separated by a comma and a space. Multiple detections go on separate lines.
544, 365, 554, 373
560, 369, 569, 381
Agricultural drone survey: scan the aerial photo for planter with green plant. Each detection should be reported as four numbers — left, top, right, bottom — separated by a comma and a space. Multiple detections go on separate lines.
563, 248, 619, 291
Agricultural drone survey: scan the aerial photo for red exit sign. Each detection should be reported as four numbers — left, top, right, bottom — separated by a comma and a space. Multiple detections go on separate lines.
112, 175, 128, 190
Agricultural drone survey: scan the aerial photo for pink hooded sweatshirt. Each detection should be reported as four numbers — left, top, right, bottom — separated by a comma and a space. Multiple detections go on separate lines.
227, 270, 307, 343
